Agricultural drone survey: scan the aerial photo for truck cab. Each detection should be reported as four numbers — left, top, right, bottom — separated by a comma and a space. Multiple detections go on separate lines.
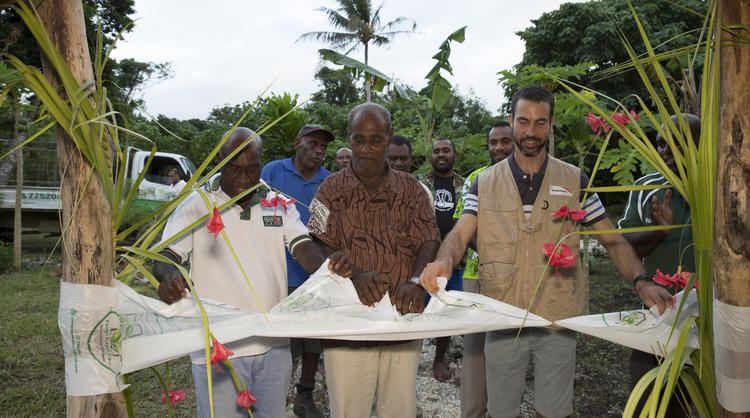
0, 146, 197, 238
125, 147, 197, 201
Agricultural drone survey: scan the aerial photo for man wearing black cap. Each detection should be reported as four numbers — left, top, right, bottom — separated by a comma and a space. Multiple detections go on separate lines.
261, 123, 335, 418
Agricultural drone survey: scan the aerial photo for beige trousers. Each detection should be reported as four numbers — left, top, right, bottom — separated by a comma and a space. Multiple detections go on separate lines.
324, 340, 422, 418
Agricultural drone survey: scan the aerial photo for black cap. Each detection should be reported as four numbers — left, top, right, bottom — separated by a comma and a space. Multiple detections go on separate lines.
296, 124, 334, 142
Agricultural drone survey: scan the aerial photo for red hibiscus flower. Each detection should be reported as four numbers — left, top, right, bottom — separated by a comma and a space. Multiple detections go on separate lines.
652, 268, 697, 290
206, 206, 224, 240
542, 242, 577, 269
552, 205, 587, 221
673, 271, 696, 289
611, 110, 641, 127
236, 389, 259, 408
585, 112, 611, 136
159, 389, 187, 407
653, 269, 673, 286
210, 337, 233, 368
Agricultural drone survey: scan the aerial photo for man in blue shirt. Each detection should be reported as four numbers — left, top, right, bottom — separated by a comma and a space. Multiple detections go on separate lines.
261, 123, 334, 418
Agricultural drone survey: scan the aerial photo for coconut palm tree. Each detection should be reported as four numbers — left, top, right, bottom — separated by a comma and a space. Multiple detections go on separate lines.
298, 0, 416, 101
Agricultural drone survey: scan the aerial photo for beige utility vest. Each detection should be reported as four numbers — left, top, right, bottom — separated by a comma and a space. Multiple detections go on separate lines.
476, 156, 586, 323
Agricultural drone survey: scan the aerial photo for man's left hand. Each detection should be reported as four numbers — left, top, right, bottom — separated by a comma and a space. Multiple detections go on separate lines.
391, 282, 426, 315
636, 280, 673, 315
327, 252, 352, 278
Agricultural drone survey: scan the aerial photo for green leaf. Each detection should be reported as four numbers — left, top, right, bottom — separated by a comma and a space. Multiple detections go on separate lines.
318, 48, 414, 101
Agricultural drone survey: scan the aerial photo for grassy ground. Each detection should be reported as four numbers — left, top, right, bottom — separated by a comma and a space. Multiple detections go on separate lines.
0, 234, 644, 417
0, 236, 197, 417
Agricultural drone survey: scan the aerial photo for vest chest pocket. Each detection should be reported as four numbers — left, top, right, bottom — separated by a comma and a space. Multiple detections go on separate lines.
478, 198, 519, 263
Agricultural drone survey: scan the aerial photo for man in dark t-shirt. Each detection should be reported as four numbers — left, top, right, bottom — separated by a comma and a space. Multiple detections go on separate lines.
419, 138, 465, 382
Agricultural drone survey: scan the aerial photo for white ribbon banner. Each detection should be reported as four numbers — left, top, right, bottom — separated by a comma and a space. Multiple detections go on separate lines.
59, 263, 551, 396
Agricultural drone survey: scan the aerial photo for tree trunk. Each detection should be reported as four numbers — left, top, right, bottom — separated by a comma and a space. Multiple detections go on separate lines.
715, 0, 750, 416
364, 42, 371, 102
548, 130, 555, 157
13, 105, 22, 268
34, 1, 125, 416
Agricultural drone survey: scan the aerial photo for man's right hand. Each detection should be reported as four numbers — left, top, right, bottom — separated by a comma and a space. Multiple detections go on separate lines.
418, 260, 450, 294
651, 189, 675, 236
635, 279, 673, 316
351, 271, 389, 306
157, 270, 188, 305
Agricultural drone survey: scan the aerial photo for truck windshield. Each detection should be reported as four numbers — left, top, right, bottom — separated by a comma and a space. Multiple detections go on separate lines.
181, 157, 197, 179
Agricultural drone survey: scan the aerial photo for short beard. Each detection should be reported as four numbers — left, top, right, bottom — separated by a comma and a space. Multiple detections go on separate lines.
431, 161, 453, 175
516, 136, 545, 157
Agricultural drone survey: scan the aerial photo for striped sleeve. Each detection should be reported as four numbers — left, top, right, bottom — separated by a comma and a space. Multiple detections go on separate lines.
461, 178, 479, 216
455, 168, 486, 219
281, 195, 312, 257
579, 173, 606, 226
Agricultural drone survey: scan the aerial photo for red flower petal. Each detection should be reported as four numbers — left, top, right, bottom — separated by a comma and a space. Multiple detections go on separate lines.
171, 389, 187, 403
210, 338, 234, 365
585, 113, 602, 133
260, 197, 276, 208
652, 269, 674, 286
558, 244, 577, 268
160, 389, 187, 406
611, 112, 627, 126
674, 271, 692, 289
262, 196, 297, 211
552, 205, 586, 221
236, 390, 259, 408
552, 206, 569, 219
542, 242, 557, 258
611, 110, 640, 127
206, 206, 224, 240
543, 242, 577, 268
568, 209, 587, 221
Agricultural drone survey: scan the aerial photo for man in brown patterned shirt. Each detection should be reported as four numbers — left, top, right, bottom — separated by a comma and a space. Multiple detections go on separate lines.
308, 102, 440, 418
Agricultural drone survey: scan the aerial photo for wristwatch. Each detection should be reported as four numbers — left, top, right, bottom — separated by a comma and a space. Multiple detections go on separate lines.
632, 272, 653, 289
409, 276, 423, 288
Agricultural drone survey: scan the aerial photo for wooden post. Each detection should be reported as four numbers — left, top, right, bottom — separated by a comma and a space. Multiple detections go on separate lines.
715, 0, 750, 416
33, 0, 126, 416
13, 106, 22, 268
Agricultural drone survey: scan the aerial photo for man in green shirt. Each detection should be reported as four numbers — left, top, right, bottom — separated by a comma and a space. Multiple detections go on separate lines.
618, 113, 700, 418
453, 120, 514, 418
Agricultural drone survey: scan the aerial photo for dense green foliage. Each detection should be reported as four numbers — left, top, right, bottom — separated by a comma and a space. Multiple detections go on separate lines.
0, 0, 706, 201
505, 0, 707, 112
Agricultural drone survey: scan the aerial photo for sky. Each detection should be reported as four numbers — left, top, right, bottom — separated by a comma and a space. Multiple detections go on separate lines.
110, 0, 582, 120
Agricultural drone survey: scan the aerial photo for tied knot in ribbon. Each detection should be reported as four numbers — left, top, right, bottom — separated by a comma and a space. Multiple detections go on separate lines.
260, 196, 296, 211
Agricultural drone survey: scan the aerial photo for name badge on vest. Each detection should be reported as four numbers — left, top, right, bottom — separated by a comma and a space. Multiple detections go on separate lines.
549, 185, 573, 196
262, 216, 283, 227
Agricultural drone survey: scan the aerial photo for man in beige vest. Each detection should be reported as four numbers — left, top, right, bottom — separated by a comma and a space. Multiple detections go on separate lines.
419, 86, 672, 418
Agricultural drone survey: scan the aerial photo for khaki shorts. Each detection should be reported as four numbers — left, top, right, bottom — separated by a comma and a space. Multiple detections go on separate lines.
485, 328, 576, 418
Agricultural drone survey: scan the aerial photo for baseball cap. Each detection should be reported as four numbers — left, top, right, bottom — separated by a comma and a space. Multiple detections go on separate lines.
296, 124, 335, 142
